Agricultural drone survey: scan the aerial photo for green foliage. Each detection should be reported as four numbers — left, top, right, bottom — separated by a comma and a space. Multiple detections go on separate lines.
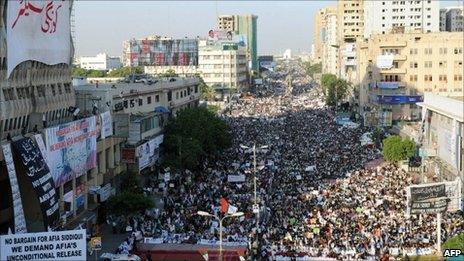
195, 74, 215, 101
160, 69, 178, 78
321, 74, 351, 107
382, 135, 416, 162
120, 171, 142, 193
106, 191, 154, 217
442, 233, 464, 252
304, 62, 322, 77
371, 127, 384, 148
107, 66, 144, 77
72, 68, 107, 78
163, 107, 232, 170
207, 105, 220, 114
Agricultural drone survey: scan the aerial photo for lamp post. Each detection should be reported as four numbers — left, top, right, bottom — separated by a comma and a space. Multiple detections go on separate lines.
240, 143, 268, 255
197, 211, 244, 261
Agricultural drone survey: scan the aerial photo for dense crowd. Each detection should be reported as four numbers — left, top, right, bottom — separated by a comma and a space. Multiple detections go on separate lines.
115, 62, 463, 260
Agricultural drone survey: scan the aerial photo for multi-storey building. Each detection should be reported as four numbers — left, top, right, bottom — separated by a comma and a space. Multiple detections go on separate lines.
320, 7, 339, 76
218, 14, 258, 71
337, 0, 364, 83
418, 93, 463, 182
357, 32, 464, 126
122, 36, 199, 68
198, 40, 248, 99
79, 53, 122, 70
364, 0, 440, 38
440, 6, 464, 32
312, 8, 328, 63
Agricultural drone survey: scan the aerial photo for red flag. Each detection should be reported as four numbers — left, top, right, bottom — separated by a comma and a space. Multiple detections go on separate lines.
220, 197, 228, 214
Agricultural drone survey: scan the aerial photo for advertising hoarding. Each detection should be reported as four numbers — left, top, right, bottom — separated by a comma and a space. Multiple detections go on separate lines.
377, 82, 399, 89
7, 0, 71, 77
406, 179, 462, 214
45, 116, 98, 187
12, 138, 60, 230
376, 95, 423, 104
0, 229, 86, 260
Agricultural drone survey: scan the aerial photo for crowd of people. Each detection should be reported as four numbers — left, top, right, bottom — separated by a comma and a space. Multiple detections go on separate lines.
115, 61, 463, 260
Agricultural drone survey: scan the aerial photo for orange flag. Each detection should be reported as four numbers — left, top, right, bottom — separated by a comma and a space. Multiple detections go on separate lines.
220, 197, 228, 214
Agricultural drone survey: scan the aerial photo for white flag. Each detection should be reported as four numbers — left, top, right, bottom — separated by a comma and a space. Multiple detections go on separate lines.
7, 0, 71, 77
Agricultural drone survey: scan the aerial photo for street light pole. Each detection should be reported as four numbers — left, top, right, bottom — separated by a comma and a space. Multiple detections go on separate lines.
197, 211, 244, 261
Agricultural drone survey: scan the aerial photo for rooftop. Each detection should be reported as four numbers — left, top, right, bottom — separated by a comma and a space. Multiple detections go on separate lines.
417, 93, 464, 122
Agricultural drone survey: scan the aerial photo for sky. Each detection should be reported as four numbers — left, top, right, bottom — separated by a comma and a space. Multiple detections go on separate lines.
74, 0, 461, 57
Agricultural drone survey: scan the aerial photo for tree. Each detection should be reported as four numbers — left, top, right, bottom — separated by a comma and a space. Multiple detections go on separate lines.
382, 135, 416, 162
120, 171, 142, 193
163, 107, 232, 170
195, 74, 215, 101
160, 69, 178, 78
106, 191, 154, 217
304, 62, 322, 78
320, 74, 351, 107
72, 67, 89, 77
370, 127, 384, 148
107, 66, 144, 77
442, 233, 464, 252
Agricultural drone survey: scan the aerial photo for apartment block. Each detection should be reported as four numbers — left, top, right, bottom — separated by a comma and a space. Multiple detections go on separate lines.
338, 0, 364, 42
218, 15, 258, 71
79, 53, 122, 70
198, 40, 248, 99
440, 6, 464, 32
364, 0, 440, 38
357, 32, 464, 126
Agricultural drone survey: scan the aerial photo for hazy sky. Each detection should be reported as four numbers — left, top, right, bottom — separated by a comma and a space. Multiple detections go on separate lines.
74, 0, 461, 57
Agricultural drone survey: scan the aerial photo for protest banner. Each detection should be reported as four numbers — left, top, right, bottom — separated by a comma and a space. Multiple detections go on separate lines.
100, 111, 113, 139
0, 229, 86, 260
227, 175, 246, 183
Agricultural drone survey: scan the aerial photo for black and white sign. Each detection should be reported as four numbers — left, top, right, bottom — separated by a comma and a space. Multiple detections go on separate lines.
12, 138, 60, 229
2, 144, 27, 234
406, 180, 462, 214
0, 229, 86, 260
410, 184, 446, 202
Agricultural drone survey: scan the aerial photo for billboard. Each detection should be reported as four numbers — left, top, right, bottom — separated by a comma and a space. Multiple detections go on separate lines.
137, 135, 164, 171
377, 82, 399, 89
208, 29, 233, 41
12, 138, 60, 230
376, 95, 423, 104
7, 0, 71, 77
127, 38, 198, 66
2, 144, 27, 234
0, 229, 86, 260
45, 116, 98, 187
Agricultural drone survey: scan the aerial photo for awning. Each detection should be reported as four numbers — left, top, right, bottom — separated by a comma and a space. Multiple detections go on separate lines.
154, 106, 169, 113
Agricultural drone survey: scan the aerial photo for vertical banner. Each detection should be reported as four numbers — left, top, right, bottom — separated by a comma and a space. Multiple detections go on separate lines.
12, 138, 60, 230
34, 134, 50, 168
1, 144, 27, 234
100, 111, 113, 139
7, 0, 71, 77
45, 116, 98, 187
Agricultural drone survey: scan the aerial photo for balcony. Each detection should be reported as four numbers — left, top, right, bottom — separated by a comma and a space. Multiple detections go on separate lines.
379, 41, 407, 47
393, 54, 407, 61
380, 68, 407, 74
345, 60, 357, 66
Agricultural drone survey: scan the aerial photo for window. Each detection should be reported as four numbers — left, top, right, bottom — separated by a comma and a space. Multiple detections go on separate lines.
167, 91, 172, 101
439, 61, 447, 68
155, 95, 160, 102
424, 75, 432, 81
439, 48, 448, 55
455, 75, 463, 81
123, 100, 128, 108
51, 84, 56, 96
130, 99, 134, 108
176, 92, 179, 99
410, 75, 418, 81
410, 48, 418, 55
138, 99, 143, 106
195, 85, 198, 93
454, 48, 463, 54
424, 61, 432, 68
147, 96, 152, 104
410, 62, 418, 68
439, 75, 447, 82
424, 48, 432, 55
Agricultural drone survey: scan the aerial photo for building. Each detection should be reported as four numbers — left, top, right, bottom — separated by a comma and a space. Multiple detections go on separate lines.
79, 53, 122, 70
363, 0, 440, 38
356, 32, 464, 126
440, 6, 464, 32
144, 65, 199, 77
122, 36, 199, 68
312, 8, 327, 63
218, 15, 258, 71
320, 7, 339, 76
198, 39, 248, 99
338, 0, 364, 43
283, 49, 292, 60
417, 93, 463, 182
